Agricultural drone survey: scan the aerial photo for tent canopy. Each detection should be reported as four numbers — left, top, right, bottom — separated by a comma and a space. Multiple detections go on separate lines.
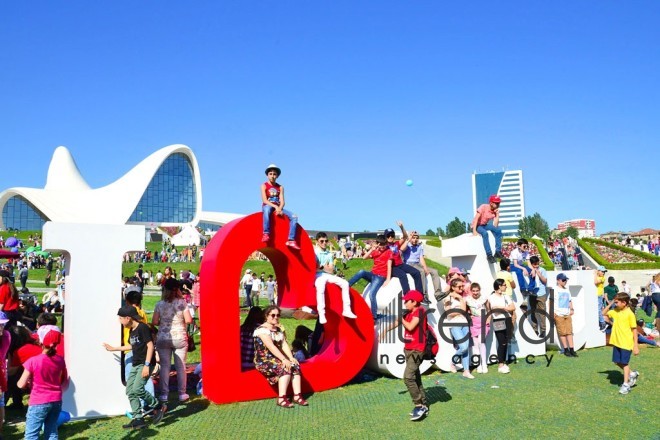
170, 225, 205, 247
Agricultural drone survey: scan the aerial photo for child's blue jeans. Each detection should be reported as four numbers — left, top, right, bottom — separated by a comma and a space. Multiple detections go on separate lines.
262, 205, 297, 240
25, 401, 61, 440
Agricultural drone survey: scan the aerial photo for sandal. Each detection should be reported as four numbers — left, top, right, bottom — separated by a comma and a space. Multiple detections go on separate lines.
292, 394, 308, 406
276, 396, 294, 408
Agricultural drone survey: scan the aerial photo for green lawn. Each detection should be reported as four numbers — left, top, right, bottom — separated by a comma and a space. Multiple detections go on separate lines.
4, 343, 658, 439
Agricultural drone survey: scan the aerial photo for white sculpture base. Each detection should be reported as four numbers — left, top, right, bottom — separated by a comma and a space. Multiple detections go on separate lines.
43, 222, 144, 418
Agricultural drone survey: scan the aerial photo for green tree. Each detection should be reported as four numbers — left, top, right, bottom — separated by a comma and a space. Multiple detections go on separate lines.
561, 226, 580, 240
425, 229, 435, 236
518, 212, 551, 240
436, 226, 446, 237
445, 217, 468, 238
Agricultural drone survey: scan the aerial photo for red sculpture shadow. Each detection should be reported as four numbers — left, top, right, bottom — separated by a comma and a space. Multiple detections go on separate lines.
200, 212, 374, 404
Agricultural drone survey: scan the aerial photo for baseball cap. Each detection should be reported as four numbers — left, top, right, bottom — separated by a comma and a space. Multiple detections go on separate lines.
402, 290, 424, 303
448, 267, 462, 275
0, 311, 8, 325
117, 305, 140, 320
556, 273, 569, 281
384, 228, 395, 237
40, 329, 62, 348
597, 265, 607, 272
489, 195, 502, 204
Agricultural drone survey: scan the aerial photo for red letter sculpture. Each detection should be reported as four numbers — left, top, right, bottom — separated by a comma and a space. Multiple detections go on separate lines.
200, 213, 374, 404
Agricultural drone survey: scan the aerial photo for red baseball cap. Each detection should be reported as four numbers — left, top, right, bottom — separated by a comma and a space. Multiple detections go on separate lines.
402, 290, 424, 303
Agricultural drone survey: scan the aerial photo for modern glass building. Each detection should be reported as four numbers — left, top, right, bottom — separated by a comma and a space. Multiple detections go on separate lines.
127, 153, 197, 224
2, 195, 48, 231
472, 170, 525, 237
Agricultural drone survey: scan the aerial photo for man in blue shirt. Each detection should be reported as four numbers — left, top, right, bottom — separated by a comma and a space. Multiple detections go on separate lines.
528, 256, 548, 338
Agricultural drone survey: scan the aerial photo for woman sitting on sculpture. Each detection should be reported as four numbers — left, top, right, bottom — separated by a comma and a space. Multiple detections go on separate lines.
253, 305, 308, 408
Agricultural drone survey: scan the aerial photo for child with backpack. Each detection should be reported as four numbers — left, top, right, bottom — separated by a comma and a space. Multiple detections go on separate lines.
383, 290, 430, 421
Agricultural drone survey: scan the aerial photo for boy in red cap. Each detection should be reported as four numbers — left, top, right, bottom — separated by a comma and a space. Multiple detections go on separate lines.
471, 195, 503, 264
384, 290, 429, 421
261, 164, 300, 249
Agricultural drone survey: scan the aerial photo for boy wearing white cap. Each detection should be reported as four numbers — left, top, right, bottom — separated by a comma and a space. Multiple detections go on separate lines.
261, 164, 300, 250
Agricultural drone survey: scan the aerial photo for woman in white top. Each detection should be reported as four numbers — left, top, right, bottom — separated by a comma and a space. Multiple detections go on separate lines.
466, 282, 490, 374
444, 279, 474, 379
153, 278, 192, 402
488, 279, 515, 374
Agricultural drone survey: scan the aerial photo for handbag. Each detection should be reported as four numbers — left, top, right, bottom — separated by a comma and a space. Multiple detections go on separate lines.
187, 334, 196, 352
492, 319, 507, 332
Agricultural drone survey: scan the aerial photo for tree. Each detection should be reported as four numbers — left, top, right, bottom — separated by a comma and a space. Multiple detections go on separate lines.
425, 229, 435, 236
436, 226, 445, 237
561, 226, 580, 240
518, 212, 551, 240
445, 217, 469, 238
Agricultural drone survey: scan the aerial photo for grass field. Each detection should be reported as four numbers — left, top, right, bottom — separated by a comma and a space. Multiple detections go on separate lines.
4, 295, 659, 439
4, 231, 659, 438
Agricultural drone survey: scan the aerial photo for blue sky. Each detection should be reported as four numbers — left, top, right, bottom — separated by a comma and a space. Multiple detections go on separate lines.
1, 2, 658, 235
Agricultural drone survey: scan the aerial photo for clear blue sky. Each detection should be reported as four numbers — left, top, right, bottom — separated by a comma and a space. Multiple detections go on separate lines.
1, 2, 658, 235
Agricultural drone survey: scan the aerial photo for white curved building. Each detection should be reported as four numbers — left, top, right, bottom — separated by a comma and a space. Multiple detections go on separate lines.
0, 145, 242, 231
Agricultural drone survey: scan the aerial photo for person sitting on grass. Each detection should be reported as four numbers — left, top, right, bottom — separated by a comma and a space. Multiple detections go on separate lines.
602, 293, 640, 395
253, 305, 308, 408
636, 319, 658, 347
261, 164, 300, 250
240, 307, 264, 370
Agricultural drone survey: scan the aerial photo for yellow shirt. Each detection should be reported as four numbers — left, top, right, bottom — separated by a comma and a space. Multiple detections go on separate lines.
496, 270, 515, 296
123, 306, 149, 346
607, 307, 636, 351
595, 275, 605, 297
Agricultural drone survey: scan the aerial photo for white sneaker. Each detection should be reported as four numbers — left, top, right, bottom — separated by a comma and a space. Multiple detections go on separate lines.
480, 366, 488, 374
629, 371, 639, 387
498, 365, 510, 374
342, 309, 357, 319
619, 383, 631, 395
462, 372, 475, 379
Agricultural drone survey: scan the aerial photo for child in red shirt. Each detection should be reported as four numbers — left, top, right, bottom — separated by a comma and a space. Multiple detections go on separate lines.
261, 164, 300, 249
383, 290, 429, 421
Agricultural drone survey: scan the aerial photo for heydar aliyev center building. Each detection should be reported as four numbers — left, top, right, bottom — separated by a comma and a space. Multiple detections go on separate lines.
0, 145, 242, 232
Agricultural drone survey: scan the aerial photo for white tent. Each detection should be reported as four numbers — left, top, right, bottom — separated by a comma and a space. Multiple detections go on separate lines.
171, 225, 205, 246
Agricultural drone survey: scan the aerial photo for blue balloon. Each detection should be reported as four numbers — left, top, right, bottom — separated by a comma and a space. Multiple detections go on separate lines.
57, 410, 71, 426
10, 247, 18, 253
5, 237, 18, 247
405, 179, 413, 187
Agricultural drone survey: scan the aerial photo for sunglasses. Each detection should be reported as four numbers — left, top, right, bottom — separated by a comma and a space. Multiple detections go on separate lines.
318, 239, 328, 243
269, 313, 280, 318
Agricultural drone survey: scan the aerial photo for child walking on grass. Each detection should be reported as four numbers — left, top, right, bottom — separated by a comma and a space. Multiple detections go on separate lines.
17, 327, 68, 440
603, 292, 640, 395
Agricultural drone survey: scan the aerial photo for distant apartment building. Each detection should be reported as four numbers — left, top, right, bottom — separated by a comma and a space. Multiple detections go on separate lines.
472, 170, 525, 237
557, 219, 596, 238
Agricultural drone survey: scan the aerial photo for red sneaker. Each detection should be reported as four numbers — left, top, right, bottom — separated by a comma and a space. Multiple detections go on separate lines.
262, 233, 270, 242
285, 240, 300, 250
